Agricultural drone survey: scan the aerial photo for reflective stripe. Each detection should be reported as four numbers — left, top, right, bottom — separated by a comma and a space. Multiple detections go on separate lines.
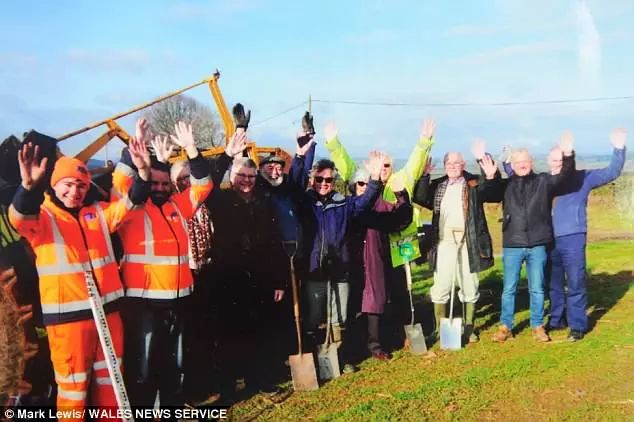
126, 286, 194, 299
120, 206, 189, 266
57, 387, 87, 401
95, 377, 112, 385
55, 371, 88, 383
120, 254, 189, 265
93, 357, 122, 371
41, 288, 124, 314
94, 204, 116, 258
190, 175, 211, 186
39, 208, 115, 276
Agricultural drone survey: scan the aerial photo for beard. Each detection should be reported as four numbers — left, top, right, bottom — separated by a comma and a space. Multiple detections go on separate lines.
261, 172, 283, 187
150, 192, 170, 206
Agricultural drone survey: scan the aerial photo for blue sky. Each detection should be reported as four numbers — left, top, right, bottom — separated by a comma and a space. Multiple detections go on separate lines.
1, 0, 633, 161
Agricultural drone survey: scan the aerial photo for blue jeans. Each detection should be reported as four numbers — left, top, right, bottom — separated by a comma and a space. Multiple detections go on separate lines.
549, 233, 587, 332
501, 246, 547, 329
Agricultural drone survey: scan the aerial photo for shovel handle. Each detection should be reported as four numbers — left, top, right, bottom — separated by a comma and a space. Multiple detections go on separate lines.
289, 257, 303, 354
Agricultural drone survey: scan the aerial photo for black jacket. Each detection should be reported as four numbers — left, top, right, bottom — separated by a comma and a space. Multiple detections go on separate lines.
413, 171, 498, 273
206, 154, 287, 290
491, 153, 575, 248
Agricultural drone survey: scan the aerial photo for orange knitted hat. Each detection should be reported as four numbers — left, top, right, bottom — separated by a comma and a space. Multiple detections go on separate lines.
50, 156, 91, 187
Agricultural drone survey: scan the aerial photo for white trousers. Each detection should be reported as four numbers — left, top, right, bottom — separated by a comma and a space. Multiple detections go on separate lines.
430, 236, 479, 304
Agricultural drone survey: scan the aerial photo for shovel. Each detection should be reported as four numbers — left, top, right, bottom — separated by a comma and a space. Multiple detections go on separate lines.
316, 280, 340, 380
400, 243, 427, 355
282, 241, 319, 391
440, 232, 464, 350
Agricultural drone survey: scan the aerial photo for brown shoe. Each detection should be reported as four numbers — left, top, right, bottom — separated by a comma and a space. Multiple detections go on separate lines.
492, 325, 512, 342
533, 325, 551, 342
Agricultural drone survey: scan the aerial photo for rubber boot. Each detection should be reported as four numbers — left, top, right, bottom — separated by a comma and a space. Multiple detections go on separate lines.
464, 302, 479, 343
429, 303, 446, 344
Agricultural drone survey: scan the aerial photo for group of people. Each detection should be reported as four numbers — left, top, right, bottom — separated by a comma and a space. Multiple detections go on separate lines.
0, 105, 627, 418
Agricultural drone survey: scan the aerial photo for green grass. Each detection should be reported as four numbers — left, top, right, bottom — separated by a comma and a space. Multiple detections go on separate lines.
228, 240, 634, 421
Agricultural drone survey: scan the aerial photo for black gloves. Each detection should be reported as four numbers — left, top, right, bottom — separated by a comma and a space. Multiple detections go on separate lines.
297, 111, 315, 147
233, 103, 251, 130
301, 111, 315, 135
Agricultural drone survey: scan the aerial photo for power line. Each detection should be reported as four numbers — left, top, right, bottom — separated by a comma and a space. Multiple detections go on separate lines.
311, 95, 634, 107
250, 101, 307, 127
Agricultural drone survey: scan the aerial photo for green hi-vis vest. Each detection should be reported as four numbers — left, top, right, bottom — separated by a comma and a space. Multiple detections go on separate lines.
0, 205, 21, 248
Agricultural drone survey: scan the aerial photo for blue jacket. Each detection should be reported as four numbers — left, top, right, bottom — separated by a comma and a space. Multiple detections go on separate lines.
256, 143, 315, 242
298, 179, 382, 281
552, 147, 626, 238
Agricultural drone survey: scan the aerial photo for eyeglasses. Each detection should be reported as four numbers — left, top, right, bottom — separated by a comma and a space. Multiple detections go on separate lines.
314, 176, 334, 184
445, 161, 465, 168
356, 181, 367, 187
383, 163, 392, 168
235, 173, 257, 179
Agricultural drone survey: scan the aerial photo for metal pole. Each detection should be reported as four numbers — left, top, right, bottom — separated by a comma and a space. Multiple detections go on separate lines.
58, 77, 213, 141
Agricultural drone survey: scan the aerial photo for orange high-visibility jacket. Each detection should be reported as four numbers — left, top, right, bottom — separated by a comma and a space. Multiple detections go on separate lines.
113, 160, 213, 301
9, 194, 134, 325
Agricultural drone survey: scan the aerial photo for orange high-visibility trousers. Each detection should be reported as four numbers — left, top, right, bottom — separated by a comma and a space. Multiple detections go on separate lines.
46, 311, 124, 422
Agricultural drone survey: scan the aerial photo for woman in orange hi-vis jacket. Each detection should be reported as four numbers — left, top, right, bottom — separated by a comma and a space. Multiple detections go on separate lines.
112, 121, 218, 409
9, 137, 151, 421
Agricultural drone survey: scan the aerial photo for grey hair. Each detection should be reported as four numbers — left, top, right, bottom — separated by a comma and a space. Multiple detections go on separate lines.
170, 160, 190, 183
231, 157, 258, 173
310, 159, 338, 179
348, 167, 370, 193
510, 148, 533, 163
443, 152, 465, 164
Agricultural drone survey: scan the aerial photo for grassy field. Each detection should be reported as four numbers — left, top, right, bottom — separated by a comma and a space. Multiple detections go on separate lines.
218, 176, 634, 421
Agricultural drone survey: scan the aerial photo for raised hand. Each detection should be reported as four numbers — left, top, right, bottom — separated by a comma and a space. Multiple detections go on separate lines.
233, 103, 251, 130
150, 135, 175, 163
420, 118, 437, 140
18, 143, 48, 190
324, 122, 338, 141
225, 131, 248, 157
296, 136, 316, 157
365, 150, 388, 181
129, 137, 151, 181
135, 118, 152, 145
302, 111, 315, 135
169, 121, 198, 158
558, 130, 575, 155
471, 139, 486, 160
479, 154, 498, 180
610, 128, 627, 149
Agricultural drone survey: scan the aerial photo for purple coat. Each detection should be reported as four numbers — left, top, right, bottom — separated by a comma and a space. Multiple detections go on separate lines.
351, 191, 412, 314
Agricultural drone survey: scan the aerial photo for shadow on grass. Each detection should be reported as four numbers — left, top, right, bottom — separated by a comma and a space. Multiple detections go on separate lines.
406, 268, 632, 341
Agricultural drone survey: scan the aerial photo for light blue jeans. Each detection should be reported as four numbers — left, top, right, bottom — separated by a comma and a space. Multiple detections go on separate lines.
501, 246, 547, 329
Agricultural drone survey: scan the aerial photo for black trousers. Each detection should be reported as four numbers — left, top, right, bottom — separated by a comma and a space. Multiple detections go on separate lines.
122, 300, 186, 409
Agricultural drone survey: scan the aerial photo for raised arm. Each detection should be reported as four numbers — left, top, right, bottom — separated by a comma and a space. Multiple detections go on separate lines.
350, 151, 386, 217
389, 118, 435, 195
547, 131, 576, 190
586, 128, 627, 189
8, 143, 48, 239
324, 122, 357, 182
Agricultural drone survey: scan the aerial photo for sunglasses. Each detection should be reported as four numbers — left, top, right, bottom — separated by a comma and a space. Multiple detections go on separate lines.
235, 173, 257, 179
356, 181, 367, 187
383, 163, 392, 168
314, 176, 334, 184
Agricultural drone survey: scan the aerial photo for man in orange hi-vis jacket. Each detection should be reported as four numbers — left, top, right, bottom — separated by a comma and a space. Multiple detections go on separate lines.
112, 120, 216, 409
9, 137, 151, 421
